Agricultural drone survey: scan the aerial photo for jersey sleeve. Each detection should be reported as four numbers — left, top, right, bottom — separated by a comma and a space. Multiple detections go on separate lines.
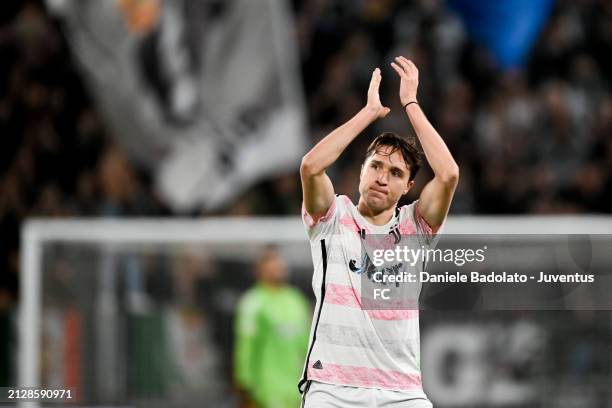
412, 199, 446, 249
233, 291, 260, 392
301, 195, 344, 241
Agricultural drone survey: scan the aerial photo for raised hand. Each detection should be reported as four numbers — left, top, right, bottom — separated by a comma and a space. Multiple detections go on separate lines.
366, 68, 391, 119
390, 56, 419, 106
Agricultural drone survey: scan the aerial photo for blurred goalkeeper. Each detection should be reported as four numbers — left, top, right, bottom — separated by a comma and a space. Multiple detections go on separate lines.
298, 57, 459, 407
234, 246, 311, 408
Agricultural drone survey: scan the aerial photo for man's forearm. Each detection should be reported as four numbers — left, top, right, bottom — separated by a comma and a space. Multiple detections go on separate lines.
406, 104, 458, 182
301, 107, 379, 175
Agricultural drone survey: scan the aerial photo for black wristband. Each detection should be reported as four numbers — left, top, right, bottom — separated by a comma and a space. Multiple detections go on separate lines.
403, 101, 418, 110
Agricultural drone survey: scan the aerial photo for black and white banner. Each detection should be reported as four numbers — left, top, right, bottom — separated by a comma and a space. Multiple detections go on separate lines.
47, 0, 307, 210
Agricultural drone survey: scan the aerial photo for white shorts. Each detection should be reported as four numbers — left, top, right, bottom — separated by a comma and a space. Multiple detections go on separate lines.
301, 381, 434, 408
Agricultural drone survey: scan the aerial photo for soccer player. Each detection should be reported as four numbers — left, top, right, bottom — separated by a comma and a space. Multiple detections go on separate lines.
234, 246, 311, 408
298, 56, 459, 407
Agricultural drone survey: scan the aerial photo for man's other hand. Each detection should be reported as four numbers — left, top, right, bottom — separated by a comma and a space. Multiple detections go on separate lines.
366, 68, 391, 119
391, 56, 419, 106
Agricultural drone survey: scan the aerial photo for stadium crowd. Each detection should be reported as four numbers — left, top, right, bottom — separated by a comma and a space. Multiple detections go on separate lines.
1, 0, 611, 306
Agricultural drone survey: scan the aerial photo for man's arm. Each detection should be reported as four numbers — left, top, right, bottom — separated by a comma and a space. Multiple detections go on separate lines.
234, 295, 258, 406
391, 56, 459, 229
300, 68, 390, 221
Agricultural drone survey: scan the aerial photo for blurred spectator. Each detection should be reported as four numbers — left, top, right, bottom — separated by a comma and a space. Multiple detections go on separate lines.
233, 246, 310, 408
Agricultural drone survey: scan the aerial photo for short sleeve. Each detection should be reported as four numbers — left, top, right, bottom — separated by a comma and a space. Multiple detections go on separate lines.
413, 200, 446, 249
301, 195, 342, 241
234, 290, 261, 390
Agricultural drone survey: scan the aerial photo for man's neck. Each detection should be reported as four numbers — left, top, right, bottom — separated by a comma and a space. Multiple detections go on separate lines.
259, 281, 284, 291
357, 198, 395, 226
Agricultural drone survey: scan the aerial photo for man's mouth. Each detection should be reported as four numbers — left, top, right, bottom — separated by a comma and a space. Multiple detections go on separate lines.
370, 187, 388, 196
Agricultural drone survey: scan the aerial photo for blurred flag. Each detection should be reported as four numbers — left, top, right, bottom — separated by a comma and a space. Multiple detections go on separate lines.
47, 0, 307, 211
448, 0, 555, 68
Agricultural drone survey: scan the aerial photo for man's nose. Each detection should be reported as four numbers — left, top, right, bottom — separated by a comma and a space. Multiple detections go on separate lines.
376, 171, 388, 185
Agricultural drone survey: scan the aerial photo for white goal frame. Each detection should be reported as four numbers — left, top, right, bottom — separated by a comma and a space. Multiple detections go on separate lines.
18, 215, 612, 406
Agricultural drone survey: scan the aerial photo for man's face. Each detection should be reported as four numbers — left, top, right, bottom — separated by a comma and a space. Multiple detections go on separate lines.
359, 145, 414, 212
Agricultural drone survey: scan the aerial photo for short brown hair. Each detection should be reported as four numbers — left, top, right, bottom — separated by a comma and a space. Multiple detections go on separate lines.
365, 132, 422, 181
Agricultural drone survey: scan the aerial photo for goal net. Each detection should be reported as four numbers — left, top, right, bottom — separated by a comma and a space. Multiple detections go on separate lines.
18, 216, 612, 407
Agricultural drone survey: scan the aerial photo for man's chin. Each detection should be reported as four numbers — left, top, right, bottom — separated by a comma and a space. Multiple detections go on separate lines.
365, 197, 391, 212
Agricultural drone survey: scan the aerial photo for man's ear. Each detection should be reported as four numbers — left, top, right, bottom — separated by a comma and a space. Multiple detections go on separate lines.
403, 180, 415, 195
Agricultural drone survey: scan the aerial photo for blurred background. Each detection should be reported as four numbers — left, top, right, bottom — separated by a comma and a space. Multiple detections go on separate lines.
1, 0, 611, 406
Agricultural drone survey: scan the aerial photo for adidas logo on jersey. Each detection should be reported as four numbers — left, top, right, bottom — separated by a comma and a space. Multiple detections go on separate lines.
312, 360, 323, 369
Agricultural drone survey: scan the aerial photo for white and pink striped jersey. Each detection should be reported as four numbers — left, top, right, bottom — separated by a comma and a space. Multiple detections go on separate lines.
298, 194, 442, 397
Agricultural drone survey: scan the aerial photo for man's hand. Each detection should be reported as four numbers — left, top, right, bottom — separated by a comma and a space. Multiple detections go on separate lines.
390, 56, 419, 106
366, 68, 391, 119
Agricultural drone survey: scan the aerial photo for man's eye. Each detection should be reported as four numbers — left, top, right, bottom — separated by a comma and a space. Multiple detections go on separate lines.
371, 163, 379, 169
392, 171, 401, 177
